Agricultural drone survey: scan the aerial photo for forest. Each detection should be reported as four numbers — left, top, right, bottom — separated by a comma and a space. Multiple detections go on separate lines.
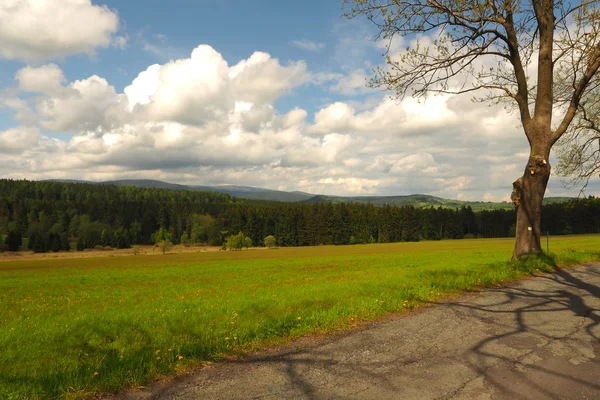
0, 179, 599, 252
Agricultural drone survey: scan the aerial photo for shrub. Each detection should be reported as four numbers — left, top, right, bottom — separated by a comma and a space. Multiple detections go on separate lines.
225, 232, 247, 251
264, 235, 276, 248
158, 240, 173, 255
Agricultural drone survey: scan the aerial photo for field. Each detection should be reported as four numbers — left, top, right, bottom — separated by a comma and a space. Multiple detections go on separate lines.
1, 236, 600, 399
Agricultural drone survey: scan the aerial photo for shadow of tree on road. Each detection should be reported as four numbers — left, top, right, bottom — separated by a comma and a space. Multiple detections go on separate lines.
151, 264, 600, 400
419, 263, 600, 400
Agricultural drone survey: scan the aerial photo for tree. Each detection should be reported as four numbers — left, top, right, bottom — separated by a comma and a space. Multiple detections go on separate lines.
112, 227, 131, 249
264, 235, 276, 248
344, 0, 600, 258
225, 231, 246, 251
129, 221, 142, 244
6, 230, 22, 252
158, 239, 173, 255
189, 214, 215, 243
76, 237, 85, 251
151, 227, 172, 244
244, 236, 252, 250
152, 227, 173, 254
180, 232, 191, 246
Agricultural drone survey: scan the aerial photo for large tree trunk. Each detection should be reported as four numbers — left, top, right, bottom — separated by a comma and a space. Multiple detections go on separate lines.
511, 148, 552, 259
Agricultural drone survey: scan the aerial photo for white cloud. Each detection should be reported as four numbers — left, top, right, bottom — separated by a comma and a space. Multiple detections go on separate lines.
292, 39, 325, 52
0, 127, 41, 153
123, 65, 162, 112
0, 0, 121, 61
308, 102, 356, 135
230, 51, 310, 104
308, 96, 458, 136
389, 152, 438, 175
1, 43, 597, 199
32, 74, 128, 132
317, 177, 383, 194
15, 64, 66, 94
124, 46, 309, 125
10, 45, 310, 134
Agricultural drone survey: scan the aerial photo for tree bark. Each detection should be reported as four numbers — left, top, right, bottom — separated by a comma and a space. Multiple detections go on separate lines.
511, 147, 552, 259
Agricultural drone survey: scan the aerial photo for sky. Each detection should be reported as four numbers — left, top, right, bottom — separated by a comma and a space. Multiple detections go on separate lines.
0, 0, 597, 201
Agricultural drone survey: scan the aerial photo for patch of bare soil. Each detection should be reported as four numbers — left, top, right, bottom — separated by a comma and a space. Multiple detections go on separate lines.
0, 244, 221, 262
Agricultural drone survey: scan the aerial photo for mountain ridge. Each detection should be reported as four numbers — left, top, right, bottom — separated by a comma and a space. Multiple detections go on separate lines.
42, 178, 574, 211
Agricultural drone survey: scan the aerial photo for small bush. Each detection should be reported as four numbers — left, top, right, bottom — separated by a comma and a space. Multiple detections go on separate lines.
264, 235, 276, 248
158, 240, 173, 255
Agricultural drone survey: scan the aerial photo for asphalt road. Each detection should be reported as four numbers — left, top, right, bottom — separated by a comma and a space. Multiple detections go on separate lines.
122, 263, 600, 400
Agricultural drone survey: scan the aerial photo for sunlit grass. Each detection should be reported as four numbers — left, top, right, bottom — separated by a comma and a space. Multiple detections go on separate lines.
1, 235, 599, 399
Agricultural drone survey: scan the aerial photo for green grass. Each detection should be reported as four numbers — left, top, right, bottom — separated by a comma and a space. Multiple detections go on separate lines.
1, 235, 599, 399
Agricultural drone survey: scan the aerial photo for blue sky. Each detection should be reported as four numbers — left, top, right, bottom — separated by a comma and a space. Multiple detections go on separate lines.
0, 0, 597, 200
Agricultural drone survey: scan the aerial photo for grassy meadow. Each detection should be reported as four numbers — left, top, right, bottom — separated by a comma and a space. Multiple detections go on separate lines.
1, 235, 600, 399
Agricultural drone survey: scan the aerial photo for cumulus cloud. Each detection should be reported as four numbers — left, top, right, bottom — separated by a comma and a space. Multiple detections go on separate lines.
0, 0, 121, 61
22, 72, 129, 133
124, 46, 310, 125
10, 45, 310, 134
15, 64, 66, 94
308, 96, 458, 137
0, 127, 41, 153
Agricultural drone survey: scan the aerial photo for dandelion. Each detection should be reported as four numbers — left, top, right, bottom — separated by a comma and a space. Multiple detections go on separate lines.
225, 337, 230, 341
168, 348, 172, 352
297, 317, 301, 320
177, 355, 184, 360
155, 350, 161, 354
157, 356, 161, 360
94, 372, 99, 376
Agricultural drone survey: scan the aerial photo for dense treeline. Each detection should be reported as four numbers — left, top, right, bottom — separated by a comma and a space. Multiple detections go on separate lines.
0, 180, 236, 252
0, 179, 599, 252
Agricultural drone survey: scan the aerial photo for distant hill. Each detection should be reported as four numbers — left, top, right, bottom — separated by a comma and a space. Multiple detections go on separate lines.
301, 194, 515, 211
191, 185, 314, 202
44, 179, 314, 203
43, 179, 575, 210
302, 194, 573, 211
103, 179, 190, 191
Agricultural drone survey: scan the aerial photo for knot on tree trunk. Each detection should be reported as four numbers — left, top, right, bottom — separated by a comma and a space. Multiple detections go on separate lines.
527, 155, 551, 180
511, 177, 523, 209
